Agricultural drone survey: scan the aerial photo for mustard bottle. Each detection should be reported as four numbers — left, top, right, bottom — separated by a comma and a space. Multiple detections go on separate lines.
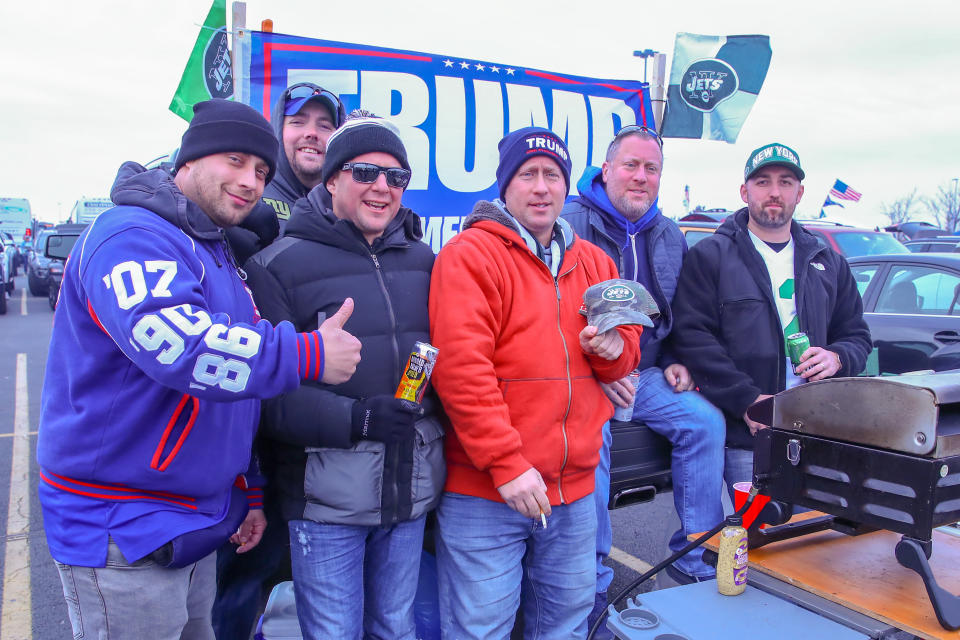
717, 515, 748, 596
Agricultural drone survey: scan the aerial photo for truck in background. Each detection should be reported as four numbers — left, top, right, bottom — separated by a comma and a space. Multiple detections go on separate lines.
0, 197, 33, 272
69, 197, 112, 225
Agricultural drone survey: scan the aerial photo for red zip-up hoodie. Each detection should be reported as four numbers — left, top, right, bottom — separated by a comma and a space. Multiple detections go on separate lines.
429, 201, 642, 506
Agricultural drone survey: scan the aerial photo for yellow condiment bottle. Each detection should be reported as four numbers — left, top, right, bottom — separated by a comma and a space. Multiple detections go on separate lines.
717, 515, 748, 596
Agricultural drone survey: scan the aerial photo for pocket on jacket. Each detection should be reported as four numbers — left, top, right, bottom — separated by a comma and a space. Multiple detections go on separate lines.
719, 298, 775, 357
303, 443, 384, 521
411, 416, 446, 515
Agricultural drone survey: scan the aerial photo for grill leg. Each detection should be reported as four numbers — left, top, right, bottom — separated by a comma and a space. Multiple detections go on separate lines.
895, 536, 960, 630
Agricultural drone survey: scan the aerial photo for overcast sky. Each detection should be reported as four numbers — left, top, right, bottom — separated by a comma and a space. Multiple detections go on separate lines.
1, 0, 957, 227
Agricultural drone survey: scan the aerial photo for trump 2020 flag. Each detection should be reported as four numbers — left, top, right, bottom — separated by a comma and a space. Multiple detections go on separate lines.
662, 33, 771, 143
169, 0, 233, 121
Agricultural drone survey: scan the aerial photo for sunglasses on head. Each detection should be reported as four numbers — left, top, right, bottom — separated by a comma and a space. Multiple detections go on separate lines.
615, 124, 663, 149
342, 162, 411, 189
284, 83, 338, 104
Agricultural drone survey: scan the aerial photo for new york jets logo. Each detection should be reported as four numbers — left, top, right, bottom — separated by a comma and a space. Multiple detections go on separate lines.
602, 285, 635, 302
681, 58, 738, 112
203, 26, 233, 99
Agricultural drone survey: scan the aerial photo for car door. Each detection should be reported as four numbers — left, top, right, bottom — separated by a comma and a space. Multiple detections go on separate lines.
862, 262, 960, 374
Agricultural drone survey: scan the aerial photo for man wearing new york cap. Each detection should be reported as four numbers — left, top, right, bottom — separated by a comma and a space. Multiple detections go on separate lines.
671, 143, 871, 502
429, 127, 642, 638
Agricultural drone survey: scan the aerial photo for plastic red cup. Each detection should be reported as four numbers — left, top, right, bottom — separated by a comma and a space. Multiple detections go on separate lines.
733, 482, 771, 529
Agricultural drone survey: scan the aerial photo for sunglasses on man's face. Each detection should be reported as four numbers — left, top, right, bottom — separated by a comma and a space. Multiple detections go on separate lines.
615, 124, 663, 149
341, 163, 411, 189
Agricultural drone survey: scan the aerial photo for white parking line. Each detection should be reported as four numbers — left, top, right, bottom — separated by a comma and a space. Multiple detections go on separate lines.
19, 287, 25, 316
2, 354, 32, 638
609, 545, 654, 575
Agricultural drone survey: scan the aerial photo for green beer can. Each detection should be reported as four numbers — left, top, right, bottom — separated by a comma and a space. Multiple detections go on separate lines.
787, 332, 810, 367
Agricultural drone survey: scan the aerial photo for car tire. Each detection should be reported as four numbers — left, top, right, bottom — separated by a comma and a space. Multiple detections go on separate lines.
48, 284, 58, 311
0, 288, 7, 315
28, 271, 48, 296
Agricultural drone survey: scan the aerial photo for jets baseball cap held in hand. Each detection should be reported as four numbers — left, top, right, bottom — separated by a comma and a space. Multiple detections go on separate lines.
580, 279, 660, 334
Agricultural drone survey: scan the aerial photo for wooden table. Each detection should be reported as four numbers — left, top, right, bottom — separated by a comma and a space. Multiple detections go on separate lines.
702, 514, 960, 640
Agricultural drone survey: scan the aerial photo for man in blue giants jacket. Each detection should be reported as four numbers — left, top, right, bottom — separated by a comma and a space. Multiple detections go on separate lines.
37, 99, 361, 640
561, 126, 726, 624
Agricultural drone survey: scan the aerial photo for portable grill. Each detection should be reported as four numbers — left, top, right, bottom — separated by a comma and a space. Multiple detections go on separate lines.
748, 372, 960, 631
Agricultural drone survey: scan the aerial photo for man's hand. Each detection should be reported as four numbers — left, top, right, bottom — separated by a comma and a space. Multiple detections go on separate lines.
663, 363, 695, 392
600, 376, 636, 409
230, 508, 266, 553
579, 326, 624, 360
319, 298, 363, 384
497, 467, 551, 519
744, 393, 773, 436
795, 347, 841, 382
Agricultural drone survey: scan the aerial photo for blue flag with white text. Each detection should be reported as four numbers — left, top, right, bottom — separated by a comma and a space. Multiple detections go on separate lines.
245, 32, 654, 252
661, 33, 771, 143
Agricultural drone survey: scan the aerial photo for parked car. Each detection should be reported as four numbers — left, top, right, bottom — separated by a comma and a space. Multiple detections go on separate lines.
801, 221, 908, 258
43, 224, 86, 310
1, 231, 16, 293
0, 238, 9, 315
903, 237, 960, 253
848, 253, 960, 375
27, 228, 55, 295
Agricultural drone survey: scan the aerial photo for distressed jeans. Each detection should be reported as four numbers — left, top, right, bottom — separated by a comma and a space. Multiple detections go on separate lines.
436, 492, 596, 640
287, 516, 425, 640
54, 540, 216, 640
595, 366, 726, 583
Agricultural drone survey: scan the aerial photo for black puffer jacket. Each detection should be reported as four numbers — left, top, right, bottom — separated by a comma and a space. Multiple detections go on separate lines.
671, 209, 871, 448
244, 187, 444, 525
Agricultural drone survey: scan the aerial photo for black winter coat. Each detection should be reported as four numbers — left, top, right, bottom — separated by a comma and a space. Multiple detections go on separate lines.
244, 187, 442, 525
671, 209, 872, 448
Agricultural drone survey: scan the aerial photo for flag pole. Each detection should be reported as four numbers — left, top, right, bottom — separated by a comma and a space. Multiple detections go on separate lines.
231, 2, 247, 106
650, 53, 667, 133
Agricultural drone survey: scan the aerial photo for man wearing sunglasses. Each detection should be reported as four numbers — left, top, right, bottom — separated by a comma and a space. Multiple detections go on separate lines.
244, 116, 444, 639
225, 82, 345, 264
428, 127, 642, 638
561, 126, 726, 614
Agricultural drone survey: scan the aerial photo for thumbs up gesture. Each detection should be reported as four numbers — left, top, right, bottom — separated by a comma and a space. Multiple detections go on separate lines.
319, 298, 362, 384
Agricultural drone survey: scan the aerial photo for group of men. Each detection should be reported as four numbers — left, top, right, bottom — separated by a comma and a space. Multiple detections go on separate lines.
37, 79, 871, 640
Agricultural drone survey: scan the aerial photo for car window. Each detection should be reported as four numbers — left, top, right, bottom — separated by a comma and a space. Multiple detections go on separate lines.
831, 231, 908, 258
684, 230, 714, 247
875, 265, 960, 315
849, 264, 879, 298
905, 243, 926, 252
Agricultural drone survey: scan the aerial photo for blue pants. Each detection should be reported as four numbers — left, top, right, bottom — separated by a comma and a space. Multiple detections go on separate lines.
288, 516, 426, 640
436, 492, 596, 640
595, 366, 726, 587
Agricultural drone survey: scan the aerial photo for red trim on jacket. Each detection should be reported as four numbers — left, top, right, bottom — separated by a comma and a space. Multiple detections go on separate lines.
150, 394, 200, 472
40, 469, 198, 510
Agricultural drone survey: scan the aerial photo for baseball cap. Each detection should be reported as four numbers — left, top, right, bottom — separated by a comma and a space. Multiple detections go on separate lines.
283, 84, 343, 126
743, 143, 805, 181
580, 279, 660, 334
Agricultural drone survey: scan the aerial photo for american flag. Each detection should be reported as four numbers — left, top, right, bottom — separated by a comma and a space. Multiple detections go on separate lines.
828, 179, 862, 202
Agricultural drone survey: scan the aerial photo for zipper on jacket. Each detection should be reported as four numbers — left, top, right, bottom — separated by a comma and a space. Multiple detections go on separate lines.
370, 250, 402, 522
554, 276, 573, 505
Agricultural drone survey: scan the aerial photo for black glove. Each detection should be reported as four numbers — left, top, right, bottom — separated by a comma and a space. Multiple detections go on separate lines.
351, 395, 422, 443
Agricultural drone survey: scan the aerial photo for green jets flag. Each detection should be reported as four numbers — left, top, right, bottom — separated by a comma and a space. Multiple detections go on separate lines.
169, 0, 233, 121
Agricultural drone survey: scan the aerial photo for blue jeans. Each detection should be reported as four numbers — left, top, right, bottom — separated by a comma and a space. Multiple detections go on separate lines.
436, 492, 596, 640
55, 540, 216, 640
596, 367, 726, 580
288, 516, 426, 640
724, 446, 754, 505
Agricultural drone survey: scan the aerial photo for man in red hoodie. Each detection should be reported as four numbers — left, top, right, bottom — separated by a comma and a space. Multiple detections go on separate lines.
429, 127, 642, 638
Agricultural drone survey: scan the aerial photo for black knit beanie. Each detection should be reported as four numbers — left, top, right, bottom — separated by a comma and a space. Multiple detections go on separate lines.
496, 127, 572, 201
175, 99, 278, 183
321, 117, 410, 188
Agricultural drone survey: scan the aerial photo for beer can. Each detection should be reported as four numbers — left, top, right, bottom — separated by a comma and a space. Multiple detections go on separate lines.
786, 332, 810, 367
395, 341, 439, 403
612, 369, 641, 422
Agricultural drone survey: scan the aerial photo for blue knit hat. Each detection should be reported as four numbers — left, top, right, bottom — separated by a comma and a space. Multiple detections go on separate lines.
496, 127, 572, 201
175, 99, 278, 183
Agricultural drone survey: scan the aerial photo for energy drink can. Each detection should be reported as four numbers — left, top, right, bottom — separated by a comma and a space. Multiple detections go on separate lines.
787, 332, 810, 367
395, 342, 439, 403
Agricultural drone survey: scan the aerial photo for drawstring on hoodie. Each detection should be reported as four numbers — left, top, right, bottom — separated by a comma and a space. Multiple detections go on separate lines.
220, 233, 247, 280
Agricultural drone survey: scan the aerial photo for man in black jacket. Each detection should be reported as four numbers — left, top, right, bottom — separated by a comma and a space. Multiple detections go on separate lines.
225, 82, 345, 264
671, 143, 871, 498
243, 116, 444, 640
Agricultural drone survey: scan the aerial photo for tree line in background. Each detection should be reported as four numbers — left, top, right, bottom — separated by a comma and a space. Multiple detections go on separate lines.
882, 180, 960, 233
